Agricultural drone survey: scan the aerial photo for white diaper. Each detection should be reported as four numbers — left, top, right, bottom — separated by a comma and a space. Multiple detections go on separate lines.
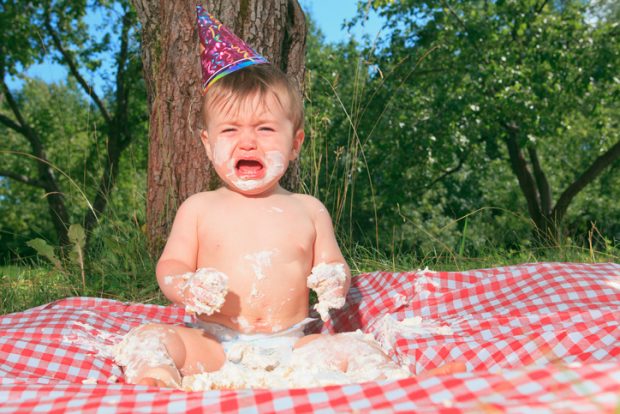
189, 318, 316, 369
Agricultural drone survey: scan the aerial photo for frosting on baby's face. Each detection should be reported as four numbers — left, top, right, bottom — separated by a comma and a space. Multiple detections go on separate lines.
201, 91, 304, 196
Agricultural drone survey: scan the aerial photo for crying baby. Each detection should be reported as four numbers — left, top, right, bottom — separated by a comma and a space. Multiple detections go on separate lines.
112, 63, 412, 389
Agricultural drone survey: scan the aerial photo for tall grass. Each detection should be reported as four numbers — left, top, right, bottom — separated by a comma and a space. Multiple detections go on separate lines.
0, 190, 163, 315
4, 231, 617, 315
1, 134, 163, 314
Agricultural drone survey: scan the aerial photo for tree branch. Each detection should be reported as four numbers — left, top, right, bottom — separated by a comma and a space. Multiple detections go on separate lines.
553, 138, 620, 223
1, 75, 70, 246
43, 11, 112, 125
83, 7, 135, 236
527, 145, 552, 216
535, 0, 549, 14
0, 112, 25, 135
0, 170, 45, 188
1, 78, 45, 154
503, 122, 543, 228
115, 8, 133, 149
424, 150, 470, 190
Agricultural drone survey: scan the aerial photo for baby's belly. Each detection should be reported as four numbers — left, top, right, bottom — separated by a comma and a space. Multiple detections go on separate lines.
196, 246, 313, 333
197, 271, 311, 333
199, 294, 310, 334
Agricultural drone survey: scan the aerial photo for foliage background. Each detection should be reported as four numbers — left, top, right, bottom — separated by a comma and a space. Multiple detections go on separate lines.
0, 0, 618, 312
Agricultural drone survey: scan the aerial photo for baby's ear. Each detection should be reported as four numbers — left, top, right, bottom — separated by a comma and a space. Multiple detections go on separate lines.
290, 129, 305, 160
200, 129, 213, 161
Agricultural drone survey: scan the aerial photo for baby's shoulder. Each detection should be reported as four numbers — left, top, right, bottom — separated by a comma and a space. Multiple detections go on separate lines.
179, 191, 223, 212
290, 193, 329, 217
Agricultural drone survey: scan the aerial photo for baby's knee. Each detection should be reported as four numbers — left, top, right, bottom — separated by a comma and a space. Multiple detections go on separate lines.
114, 323, 186, 383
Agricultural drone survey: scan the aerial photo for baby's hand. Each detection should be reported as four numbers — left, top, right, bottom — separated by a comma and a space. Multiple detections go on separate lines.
181, 268, 229, 315
307, 263, 347, 321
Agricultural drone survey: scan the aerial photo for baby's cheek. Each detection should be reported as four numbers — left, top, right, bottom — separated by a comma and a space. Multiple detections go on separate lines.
263, 151, 286, 176
212, 139, 234, 166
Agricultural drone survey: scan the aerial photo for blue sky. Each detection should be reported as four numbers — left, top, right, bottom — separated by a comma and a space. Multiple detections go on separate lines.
303, 0, 384, 43
8, 1, 385, 93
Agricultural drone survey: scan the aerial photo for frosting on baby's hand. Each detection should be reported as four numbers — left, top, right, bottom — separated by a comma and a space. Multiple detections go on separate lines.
181, 268, 229, 315
307, 263, 347, 321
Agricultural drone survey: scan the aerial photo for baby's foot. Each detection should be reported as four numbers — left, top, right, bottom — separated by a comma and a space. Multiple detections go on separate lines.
135, 365, 182, 388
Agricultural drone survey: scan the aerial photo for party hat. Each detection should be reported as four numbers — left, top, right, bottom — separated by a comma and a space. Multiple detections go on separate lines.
196, 5, 269, 93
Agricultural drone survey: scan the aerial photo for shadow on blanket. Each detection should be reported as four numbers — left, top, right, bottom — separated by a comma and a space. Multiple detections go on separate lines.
1, 262, 619, 412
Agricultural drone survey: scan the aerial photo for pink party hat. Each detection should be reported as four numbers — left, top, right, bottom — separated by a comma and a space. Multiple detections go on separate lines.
196, 5, 269, 93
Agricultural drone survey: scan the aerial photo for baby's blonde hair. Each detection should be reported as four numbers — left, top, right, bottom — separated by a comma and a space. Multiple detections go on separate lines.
202, 64, 304, 132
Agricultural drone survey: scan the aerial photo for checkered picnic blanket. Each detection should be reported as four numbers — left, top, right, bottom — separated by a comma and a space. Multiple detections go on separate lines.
1, 262, 619, 413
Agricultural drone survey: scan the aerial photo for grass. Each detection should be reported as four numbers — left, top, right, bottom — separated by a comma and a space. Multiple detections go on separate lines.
2, 239, 617, 315
0, 199, 164, 314
0, 260, 164, 315
346, 241, 619, 274
0, 265, 75, 314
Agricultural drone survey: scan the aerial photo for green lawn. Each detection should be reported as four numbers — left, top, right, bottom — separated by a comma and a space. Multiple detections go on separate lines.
2, 243, 617, 315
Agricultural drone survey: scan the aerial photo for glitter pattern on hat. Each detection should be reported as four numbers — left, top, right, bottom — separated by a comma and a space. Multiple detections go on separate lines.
196, 5, 269, 93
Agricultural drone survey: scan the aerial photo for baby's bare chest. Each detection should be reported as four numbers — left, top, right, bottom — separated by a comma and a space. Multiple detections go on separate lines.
197, 205, 316, 261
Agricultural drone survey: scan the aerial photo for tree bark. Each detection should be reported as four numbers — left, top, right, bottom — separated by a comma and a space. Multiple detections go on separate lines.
132, 0, 307, 256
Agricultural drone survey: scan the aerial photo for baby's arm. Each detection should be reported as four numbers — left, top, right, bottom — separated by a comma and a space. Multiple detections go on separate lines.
156, 197, 200, 306
304, 197, 352, 321
156, 194, 228, 314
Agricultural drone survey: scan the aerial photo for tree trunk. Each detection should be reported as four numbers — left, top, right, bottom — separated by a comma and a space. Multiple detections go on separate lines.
504, 120, 620, 245
132, 0, 307, 257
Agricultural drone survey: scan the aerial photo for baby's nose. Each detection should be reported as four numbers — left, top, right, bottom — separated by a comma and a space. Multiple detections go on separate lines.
238, 133, 258, 150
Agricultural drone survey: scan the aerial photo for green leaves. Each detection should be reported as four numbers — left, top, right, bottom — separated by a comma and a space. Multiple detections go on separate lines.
304, 0, 619, 252
26, 238, 62, 269
68, 223, 86, 248
25, 223, 86, 291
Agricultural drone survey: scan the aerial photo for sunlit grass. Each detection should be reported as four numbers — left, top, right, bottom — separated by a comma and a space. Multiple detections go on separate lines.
0, 265, 75, 314
3, 238, 617, 315
346, 242, 619, 275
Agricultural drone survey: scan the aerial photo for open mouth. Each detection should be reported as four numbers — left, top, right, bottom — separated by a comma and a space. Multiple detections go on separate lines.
235, 158, 265, 179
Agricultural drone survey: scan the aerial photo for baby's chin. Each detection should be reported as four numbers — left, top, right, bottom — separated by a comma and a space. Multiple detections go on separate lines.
223, 174, 284, 196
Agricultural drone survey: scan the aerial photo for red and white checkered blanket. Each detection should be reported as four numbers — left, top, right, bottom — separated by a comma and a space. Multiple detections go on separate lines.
1, 262, 619, 413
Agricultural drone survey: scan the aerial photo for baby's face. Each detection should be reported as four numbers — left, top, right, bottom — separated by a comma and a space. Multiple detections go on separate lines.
201, 91, 304, 196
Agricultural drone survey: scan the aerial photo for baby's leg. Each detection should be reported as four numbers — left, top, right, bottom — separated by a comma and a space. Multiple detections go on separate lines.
294, 333, 400, 378
114, 323, 225, 387
294, 334, 349, 371
296, 334, 465, 379
296, 332, 439, 382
